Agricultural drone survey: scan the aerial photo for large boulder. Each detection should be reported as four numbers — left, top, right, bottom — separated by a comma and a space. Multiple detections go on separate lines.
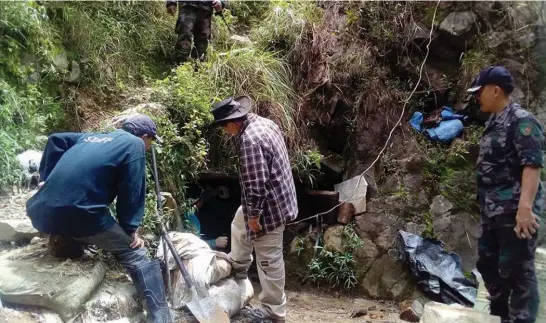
0, 219, 39, 243
353, 237, 380, 280
0, 244, 106, 321
430, 195, 479, 271
439, 12, 477, 36
360, 252, 415, 301
420, 301, 500, 323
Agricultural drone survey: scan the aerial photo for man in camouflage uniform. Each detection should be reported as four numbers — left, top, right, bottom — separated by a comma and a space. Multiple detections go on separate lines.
166, 0, 226, 64
471, 66, 543, 323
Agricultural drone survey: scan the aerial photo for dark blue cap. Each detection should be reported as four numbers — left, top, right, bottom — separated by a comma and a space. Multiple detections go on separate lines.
121, 114, 163, 143
467, 66, 515, 94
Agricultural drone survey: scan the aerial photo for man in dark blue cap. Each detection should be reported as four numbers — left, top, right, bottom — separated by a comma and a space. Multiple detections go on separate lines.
470, 66, 543, 323
26, 113, 172, 323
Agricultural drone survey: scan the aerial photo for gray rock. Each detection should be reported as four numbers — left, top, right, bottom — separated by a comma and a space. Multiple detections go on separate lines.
67, 60, 81, 83
439, 12, 477, 36
435, 212, 479, 272
406, 222, 426, 236
353, 237, 380, 279
374, 220, 405, 252
323, 225, 345, 253
361, 254, 415, 301
0, 219, 39, 242
411, 299, 424, 318
229, 35, 253, 46
53, 53, 69, 71
84, 281, 140, 321
403, 174, 423, 193
430, 195, 453, 218
0, 244, 106, 321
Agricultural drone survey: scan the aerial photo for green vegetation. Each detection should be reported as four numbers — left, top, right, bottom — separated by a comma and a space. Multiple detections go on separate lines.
46, 1, 175, 92
421, 124, 483, 214
308, 224, 363, 289
0, 1, 65, 189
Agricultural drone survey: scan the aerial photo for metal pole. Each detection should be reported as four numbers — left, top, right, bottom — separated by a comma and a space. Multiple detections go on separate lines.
151, 146, 194, 289
151, 146, 171, 300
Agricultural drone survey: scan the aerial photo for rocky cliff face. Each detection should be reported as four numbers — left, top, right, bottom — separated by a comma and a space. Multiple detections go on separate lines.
284, 0, 546, 301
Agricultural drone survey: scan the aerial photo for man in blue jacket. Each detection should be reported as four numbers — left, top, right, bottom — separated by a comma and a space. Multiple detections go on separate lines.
26, 114, 172, 323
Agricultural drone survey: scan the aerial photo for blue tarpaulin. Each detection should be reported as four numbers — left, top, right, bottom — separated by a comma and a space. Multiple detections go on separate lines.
409, 107, 467, 144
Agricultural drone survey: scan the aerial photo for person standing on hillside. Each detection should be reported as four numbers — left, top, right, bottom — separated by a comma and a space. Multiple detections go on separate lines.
210, 96, 298, 323
26, 114, 172, 323
470, 66, 543, 323
166, 0, 226, 64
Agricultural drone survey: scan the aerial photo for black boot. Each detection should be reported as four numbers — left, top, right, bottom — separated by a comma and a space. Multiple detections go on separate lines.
130, 260, 173, 323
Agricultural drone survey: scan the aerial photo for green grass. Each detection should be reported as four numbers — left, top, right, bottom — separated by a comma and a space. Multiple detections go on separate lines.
45, 1, 175, 92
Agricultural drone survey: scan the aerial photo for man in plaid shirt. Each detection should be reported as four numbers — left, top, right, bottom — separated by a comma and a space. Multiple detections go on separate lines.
210, 96, 298, 323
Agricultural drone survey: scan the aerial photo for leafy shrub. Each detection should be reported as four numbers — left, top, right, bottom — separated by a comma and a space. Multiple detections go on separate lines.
309, 224, 363, 289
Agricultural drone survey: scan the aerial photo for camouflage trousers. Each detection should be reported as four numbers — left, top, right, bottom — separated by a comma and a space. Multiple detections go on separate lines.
477, 214, 540, 323
175, 6, 212, 63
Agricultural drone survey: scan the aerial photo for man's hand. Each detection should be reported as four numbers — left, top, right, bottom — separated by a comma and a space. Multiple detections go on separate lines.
248, 217, 262, 233
215, 236, 228, 248
515, 208, 540, 239
130, 232, 145, 248
212, 0, 222, 12
167, 4, 176, 15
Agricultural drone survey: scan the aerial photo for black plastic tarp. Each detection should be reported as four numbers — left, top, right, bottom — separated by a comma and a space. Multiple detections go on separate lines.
396, 230, 477, 306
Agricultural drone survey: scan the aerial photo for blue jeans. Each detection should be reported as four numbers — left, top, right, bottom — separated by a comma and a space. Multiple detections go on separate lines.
75, 224, 172, 323
74, 223, 149, 271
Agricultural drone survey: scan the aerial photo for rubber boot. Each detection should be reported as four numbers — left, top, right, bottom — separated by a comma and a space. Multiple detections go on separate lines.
129, 260, 173, 323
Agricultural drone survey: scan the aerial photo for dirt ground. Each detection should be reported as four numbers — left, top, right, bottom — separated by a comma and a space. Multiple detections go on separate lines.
231, 282, 405, 323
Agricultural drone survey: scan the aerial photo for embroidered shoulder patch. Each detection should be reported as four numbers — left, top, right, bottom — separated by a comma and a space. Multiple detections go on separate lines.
519, 121, 533, 136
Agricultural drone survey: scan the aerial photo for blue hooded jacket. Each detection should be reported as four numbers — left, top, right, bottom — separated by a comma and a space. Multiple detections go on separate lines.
26, 129, 146, 237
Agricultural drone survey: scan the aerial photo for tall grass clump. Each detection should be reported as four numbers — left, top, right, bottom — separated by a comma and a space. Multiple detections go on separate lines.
251, 0, 322, 57
46, 1, 175, 93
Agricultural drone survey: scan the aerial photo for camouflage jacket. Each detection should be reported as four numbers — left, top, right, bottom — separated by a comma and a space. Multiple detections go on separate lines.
166, 0, 227, 12
476, 102, 545, 218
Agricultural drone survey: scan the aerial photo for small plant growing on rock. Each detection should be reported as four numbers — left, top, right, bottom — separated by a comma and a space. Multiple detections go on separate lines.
308, 223, 362, 290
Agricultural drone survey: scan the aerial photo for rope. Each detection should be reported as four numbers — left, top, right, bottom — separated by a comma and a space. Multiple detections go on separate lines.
288, 0, 441, 226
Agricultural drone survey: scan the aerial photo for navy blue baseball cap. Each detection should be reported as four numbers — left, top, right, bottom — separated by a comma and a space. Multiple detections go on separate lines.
121, 114, 163, 143
467, 66, 515, 94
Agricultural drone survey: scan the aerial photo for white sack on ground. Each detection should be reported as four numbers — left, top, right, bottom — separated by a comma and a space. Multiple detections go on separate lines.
0, 245, 106, 322
419, 301, 500, 323
155, 232, 254, 316
155, 232, 231, 287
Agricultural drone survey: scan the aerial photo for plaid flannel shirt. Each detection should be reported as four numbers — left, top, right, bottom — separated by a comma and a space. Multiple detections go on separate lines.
237, 113, 298, 240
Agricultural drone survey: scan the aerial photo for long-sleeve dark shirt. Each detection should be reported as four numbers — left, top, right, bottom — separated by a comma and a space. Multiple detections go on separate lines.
26, 129, 146, 237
